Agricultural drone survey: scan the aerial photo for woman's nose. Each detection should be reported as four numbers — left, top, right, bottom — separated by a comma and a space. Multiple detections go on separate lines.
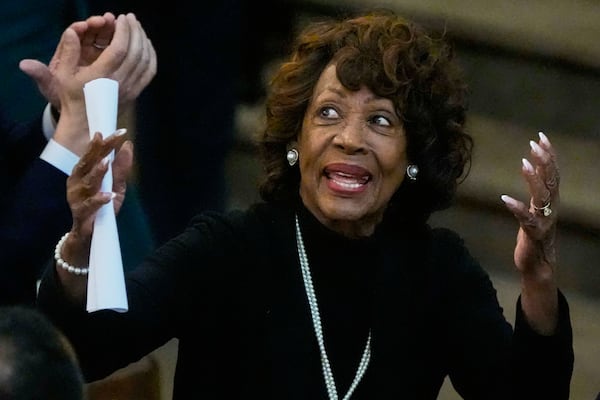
333, 119, 367, 154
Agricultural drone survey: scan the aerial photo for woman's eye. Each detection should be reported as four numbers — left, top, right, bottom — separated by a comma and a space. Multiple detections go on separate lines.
370, 115, 391, 127
319, 106, 339, 119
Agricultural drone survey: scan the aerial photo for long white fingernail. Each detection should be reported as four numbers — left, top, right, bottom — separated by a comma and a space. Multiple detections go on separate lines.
522, 158, 534, 174
538, 131, 550, 146
114, 128, 127, 136
500, 194, 516, 207
102, 192, 116, 201
529, 140, 543, 156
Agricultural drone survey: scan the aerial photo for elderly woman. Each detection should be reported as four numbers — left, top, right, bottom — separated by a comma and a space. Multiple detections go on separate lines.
37, 10, 573, 400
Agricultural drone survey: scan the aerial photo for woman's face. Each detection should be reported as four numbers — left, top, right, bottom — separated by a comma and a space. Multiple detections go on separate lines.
297, 64, 408, 237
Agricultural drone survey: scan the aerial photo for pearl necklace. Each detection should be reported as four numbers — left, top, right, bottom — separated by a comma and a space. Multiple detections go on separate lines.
294, 214, 372, 400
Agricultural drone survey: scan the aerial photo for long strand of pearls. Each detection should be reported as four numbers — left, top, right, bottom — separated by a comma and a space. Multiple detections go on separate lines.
295, 214, 372, 400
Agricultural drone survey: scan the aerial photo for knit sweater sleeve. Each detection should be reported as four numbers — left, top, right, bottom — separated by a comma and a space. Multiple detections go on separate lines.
512, 290, 574, 399
431, 227, 573, 400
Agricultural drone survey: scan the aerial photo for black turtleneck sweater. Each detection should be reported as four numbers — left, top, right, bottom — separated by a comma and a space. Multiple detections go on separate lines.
297, 204, 377, 395
38, 201, 574, 399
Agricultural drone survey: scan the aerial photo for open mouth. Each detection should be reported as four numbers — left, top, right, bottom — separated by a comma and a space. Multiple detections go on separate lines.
327, 171, 370, 188
324, 164, 372, 192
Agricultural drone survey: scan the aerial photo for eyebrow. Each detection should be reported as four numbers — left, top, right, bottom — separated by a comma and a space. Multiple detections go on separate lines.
318, 86, 389, 107
319, 85, 347, 99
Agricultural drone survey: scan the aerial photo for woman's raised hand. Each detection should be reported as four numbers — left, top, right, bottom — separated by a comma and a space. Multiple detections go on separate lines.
501, 131, 560, 334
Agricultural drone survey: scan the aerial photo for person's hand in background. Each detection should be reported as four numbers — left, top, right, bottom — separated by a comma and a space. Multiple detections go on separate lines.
18, 12, 156, 155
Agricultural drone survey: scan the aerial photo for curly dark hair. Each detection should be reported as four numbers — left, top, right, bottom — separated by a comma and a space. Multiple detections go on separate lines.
258, 10, 473, 223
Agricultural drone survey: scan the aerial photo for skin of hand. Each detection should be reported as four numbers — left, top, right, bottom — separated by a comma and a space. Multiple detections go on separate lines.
58, 130, 133, 302
18, 12, 157, 156
18, 12, 117, 110
501, 132, 560, 335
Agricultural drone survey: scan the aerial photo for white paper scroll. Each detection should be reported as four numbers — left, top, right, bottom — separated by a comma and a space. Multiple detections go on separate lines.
83, 78, 128, 313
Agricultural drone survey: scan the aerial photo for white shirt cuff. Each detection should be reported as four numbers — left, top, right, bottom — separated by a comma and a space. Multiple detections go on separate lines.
40, 138, 80, 176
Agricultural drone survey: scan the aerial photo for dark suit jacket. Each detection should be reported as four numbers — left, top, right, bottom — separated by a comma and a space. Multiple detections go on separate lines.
1, 109, 154, 305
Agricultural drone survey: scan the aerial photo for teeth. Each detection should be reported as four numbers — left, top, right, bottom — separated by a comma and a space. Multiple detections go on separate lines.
330, 173, 368, 189
332, 178, 363, 189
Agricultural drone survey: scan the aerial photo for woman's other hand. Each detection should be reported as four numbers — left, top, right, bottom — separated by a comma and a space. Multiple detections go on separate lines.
501, 131, 560, 335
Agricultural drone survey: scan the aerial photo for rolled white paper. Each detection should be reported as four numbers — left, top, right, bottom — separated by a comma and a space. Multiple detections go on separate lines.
83, 78, 128, 312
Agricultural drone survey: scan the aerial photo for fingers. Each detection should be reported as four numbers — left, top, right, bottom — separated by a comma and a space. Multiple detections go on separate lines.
68, 134, 112, 220
71, 130, 128, 176
501, 131, 560, 235
112, 13, 156, 102
501, 133, 561, 277
535, 131, 559, 194
112, 140, 134, 198
521, 156, 550, 208
90, 14, 117, 49
21, 26, 80, 108
135, 27, 157, 96
500, 194, 528, 219
93, 14, 130, 76
102, 12, 117, 22
18, 59, 49, 83
112, 14, 142, 92
131, 14, 157, 96
526, 132, 560, 212
60, 12, 156, 107
69, 21, 89, 37
77, 13, 115, 47
54, 27, 82, 77
88, 12, 116, 30
67, 130, 129, 233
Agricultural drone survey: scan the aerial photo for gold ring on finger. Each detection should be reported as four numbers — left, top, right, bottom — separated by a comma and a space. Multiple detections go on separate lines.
533, 202, 552, 217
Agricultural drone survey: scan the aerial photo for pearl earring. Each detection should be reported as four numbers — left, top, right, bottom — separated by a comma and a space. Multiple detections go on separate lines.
406, 164, 419, 180
287, 148, 299, 166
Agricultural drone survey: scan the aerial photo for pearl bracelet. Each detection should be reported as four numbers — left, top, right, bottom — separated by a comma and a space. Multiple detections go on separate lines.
54, 232, 89, 276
